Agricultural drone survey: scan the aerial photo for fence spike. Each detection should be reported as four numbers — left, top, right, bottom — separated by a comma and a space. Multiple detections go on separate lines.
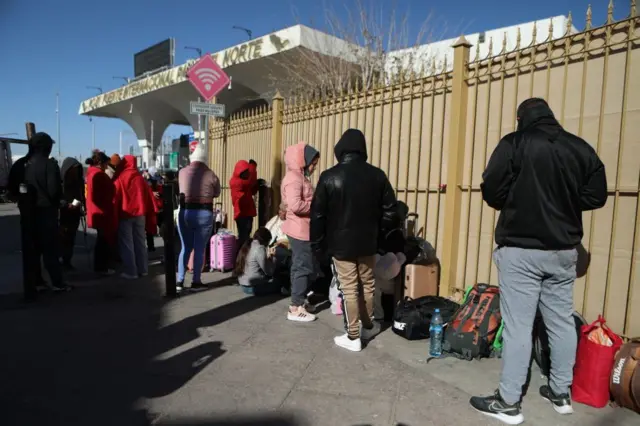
475, 40, 481, 61
586, 4, 592, 30
488, 37, 494, 57
419, 61, 426, 78
516, 27, 522, 49
548, 18, 554, 41
431, 57, 437, 75
532, 22, 538, 45
502, 32, 508, 53
443, 55, 448, 72
607, 0, 614, 24
566, 11, 573, 34
632, 0, 637, 17
409, 68, 417, 81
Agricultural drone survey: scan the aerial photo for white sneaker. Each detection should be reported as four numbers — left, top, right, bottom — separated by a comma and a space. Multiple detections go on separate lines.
287, 306, 316, 322
334, 333, 362, 352
120, 273, 138, 280
360, 321, 381, 341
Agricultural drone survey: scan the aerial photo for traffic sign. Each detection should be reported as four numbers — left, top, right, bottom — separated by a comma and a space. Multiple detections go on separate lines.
190, 101, 225, 117
189, 140, 199, 153
186, 55, 230, 101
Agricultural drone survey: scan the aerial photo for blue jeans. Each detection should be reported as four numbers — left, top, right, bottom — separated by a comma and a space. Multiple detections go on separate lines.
178, 209, 214, 283
118, 216, 148, 276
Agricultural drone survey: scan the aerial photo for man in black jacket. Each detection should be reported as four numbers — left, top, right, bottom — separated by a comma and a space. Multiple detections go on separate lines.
59, 157, 85, 270
310, 128, 398, 352
8, 144, 47, 293
22, 133, 69, 292
470, 99, 607, 424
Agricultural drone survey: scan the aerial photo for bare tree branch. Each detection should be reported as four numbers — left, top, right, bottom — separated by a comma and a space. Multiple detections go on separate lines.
266, 0, 450, 99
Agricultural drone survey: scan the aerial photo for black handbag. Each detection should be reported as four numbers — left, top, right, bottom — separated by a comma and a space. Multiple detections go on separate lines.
392, 296, 459, 340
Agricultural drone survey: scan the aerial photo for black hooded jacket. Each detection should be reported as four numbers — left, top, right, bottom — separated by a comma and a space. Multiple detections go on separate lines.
310, 129, 398, 259
23, 133, 62, 209
481, 98, 608, 250
60, 157, 84, 204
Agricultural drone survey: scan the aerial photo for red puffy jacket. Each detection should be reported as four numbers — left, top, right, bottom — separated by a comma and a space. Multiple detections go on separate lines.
229, 160, 258, 220
114, 155, 157, 235
85, 165, 117, 244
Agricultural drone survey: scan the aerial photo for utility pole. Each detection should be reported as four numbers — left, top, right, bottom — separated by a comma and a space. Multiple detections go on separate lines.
150, 120, 154, 170
56, 92, 61, 159
91, 118, 96, 150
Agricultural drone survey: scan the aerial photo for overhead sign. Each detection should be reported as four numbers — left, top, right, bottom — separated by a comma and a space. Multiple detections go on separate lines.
186, 54, 230, 101
134, 38, 175, 77
190, 101, 225, 117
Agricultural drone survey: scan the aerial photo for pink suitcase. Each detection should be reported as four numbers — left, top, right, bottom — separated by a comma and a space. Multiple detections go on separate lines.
210, 233, 236, 272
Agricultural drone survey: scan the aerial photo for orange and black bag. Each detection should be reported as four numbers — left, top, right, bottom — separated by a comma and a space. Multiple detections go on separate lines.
443, 283, 501, 360
610, 338, 640, 413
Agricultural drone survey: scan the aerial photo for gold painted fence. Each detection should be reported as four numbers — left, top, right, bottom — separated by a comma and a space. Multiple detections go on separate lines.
208, 2, 640, 337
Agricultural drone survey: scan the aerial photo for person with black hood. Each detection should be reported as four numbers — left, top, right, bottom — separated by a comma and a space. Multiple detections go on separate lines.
59, 157, 85, 270
22, 132, 70, 292
470, 98, 607, 425
7, 144, 47, 293
310, 128, 398, 351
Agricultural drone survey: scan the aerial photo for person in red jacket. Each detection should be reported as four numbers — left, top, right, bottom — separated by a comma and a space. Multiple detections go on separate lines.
85, 151, 117, 275
230, 159, 258, 255
113, 155, 157, 279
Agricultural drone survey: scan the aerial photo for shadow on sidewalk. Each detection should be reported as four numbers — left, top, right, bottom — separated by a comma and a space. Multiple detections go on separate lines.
157, 413, 307, 425
0, 261, 286, 426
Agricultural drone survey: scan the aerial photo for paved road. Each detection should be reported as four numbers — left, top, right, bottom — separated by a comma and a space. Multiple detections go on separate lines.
0, 203, 636, 425
0, 266, 636, 426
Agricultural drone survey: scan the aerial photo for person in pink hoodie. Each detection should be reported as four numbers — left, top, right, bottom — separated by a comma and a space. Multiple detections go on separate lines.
281, 142, 320, 322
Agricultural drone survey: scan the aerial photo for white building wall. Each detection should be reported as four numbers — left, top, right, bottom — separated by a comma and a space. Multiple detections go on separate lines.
385, 16, 577, 76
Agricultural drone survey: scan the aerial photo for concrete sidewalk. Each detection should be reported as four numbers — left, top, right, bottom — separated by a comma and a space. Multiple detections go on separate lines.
0, 265, 636, 426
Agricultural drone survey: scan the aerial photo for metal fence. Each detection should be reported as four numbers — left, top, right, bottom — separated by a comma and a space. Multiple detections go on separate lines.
208, 3, 639, 337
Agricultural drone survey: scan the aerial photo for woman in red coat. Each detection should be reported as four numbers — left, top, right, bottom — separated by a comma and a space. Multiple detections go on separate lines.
113, 155, 157, 279
85, 151, 117, 275
229, 159, 258, 254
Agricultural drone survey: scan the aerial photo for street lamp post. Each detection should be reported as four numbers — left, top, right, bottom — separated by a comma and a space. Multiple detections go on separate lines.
86, 86, 102, 151
113, 76, 130, 86
56, 92, 61, 160
184, 46, 203, 58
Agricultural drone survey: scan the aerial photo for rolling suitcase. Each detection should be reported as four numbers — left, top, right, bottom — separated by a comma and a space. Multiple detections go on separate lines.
403, 263, 439, 299
210, 232, 236, 272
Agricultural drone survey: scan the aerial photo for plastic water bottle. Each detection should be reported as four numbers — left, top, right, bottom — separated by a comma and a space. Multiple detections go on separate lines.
429, 309, 444, 357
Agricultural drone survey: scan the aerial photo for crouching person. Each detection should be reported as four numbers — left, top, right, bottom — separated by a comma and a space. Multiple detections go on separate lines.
236, 228, 284, 296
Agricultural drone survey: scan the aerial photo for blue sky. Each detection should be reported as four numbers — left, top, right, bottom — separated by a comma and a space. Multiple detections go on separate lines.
0, 0, 617, 159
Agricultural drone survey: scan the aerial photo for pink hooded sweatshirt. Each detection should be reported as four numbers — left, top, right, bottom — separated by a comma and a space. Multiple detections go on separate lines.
281, 142, 320, 241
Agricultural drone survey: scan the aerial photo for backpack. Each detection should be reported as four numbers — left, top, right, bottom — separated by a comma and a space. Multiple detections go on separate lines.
443, 283, 502, 360
392, 296, 459, 341
532, 310, 587, 377
610, 339, 640, 413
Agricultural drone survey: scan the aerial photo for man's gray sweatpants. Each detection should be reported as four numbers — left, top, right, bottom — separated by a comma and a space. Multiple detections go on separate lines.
494, 246, 578, 405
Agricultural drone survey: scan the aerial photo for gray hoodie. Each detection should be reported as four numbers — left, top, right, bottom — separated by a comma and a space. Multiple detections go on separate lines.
238, 240, 276, 286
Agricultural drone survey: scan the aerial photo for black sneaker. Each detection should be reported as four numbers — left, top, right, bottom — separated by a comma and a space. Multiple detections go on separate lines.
176, 282, 184, 292
190, 282, 209, 291
469, 390, 524, 425
52, 284, 74, 293
540, 385, 573, 415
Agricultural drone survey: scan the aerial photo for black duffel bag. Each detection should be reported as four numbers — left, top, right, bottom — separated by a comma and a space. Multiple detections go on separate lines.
392, 296, 459, 340
532, 310, 586, 376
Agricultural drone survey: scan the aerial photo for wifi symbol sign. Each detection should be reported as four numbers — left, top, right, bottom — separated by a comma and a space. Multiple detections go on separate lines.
187, 54, 230, 101
195, 68, 221, 91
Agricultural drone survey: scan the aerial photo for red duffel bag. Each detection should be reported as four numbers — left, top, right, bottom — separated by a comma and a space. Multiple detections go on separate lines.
572, 315, 623, 408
